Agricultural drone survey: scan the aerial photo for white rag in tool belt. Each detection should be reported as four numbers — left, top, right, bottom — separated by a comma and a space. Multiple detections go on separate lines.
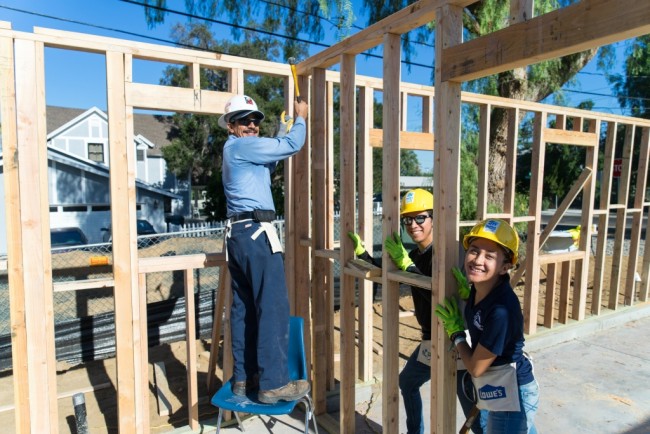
252, 222, 283, 253
224, 220, 233, 261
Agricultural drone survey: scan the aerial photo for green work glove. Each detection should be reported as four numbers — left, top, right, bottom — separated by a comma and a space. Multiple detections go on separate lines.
435, 297, 465, 338
452, 266, 471, 300
347, 231, 366, 256
384, 232, 414, 271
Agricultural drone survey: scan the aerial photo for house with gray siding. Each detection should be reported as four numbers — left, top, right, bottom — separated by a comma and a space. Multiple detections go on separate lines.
0, 106, 189, 253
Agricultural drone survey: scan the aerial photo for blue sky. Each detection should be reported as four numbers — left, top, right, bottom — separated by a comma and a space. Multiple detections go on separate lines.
1, 0, 630, 171
1, 0, 397, 108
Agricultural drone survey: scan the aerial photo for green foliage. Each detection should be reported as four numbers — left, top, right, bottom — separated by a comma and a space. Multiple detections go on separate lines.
202, 169, 227, 221
515, 110, 592, 211
459, 105, 479, 221
543, 144, 586, 205
328, 88, 425, 198
484, 193, 529, 262
459, 147, 479, 221
401, 151, 423, 175
143, 1, 616, 222
143, 0, 326, 60
609, 35, 650, 119
158, 23, 292, 222
368, 96, 425, 192
372, 147, 422, 176
371, 148, 424, 192
472, 0, 510, 34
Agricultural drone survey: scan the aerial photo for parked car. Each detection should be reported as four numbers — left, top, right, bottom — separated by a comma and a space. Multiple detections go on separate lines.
136, 219, 157, 237
101, 219, 159, 247
50, 227, 89, 249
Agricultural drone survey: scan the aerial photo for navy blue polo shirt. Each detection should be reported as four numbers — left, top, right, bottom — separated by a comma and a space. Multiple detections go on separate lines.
465, 277, 535, 386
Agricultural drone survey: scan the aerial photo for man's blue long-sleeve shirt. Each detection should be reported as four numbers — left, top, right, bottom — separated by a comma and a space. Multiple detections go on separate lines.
222, 117, 306, 217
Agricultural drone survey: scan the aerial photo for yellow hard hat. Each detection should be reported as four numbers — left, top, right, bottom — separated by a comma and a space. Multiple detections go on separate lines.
463, 218, 519, 265
400, 189, 434, 215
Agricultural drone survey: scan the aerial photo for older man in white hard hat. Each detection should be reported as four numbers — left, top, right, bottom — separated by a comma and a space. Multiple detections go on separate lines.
219, 94, 310, 404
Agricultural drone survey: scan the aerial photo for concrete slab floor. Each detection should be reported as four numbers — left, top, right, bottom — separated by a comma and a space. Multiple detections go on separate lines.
180, 303, 650, 434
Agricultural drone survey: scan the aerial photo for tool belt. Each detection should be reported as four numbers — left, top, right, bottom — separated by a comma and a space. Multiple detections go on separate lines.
229, 209, 276, 223
417, 340, 432, 366
472, 362, 521, 412
252, 222, 283, 254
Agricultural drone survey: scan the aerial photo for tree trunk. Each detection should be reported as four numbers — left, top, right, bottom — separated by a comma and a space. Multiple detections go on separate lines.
487, 49, 598, 208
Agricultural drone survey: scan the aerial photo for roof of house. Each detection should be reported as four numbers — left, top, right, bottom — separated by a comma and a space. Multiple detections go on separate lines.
46, 106, 179, 157
399, 176, 434, 189
46, 145, 180, 199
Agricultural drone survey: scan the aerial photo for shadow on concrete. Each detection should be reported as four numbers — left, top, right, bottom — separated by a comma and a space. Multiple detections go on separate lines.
621, 416, 650, 434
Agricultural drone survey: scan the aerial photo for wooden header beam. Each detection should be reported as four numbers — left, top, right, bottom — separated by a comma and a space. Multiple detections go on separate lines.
126, 83, 234, 114
543, 129, 598, 147
369, 129, 434, 150
0, 26, 290, 77
443, 0, 650, 82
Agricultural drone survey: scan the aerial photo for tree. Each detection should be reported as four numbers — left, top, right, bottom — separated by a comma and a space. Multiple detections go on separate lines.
159, 23, 289, 221
330, 84, 424, 204
140, 0, 610, 212
364, 0, 610, 209
607, 38, 650, 206
142, 0, 329, 60
609, 35, 650, 120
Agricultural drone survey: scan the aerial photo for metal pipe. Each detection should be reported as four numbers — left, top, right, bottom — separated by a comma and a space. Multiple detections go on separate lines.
72, 393, 88, 434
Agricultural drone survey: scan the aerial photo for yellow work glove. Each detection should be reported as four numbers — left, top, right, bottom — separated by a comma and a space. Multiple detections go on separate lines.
278, 111, 294, 137
347, 231, 366, 256
384, 232, 414, 271
452, 266, 471, 300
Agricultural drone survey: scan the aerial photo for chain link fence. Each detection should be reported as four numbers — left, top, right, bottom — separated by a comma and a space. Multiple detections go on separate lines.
0, 214, 390, 331
0, 212, 633, 370
0, 216, 390, 367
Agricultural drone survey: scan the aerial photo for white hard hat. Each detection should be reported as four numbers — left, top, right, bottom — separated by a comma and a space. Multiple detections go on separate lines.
218, 94, 265, 129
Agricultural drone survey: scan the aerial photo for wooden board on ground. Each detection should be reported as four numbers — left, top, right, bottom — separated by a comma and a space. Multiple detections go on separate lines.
153, 361, 172, 417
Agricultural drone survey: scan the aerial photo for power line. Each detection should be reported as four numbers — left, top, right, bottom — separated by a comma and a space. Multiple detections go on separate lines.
564, 88, 650, 102
0, 3, 205, 51
578, 70, 650, 79
259, 0, 358, 32
256, 0, 437, 50
119, 0, 436, 67
119, 0, 332, 48
0, 2, 643, 109
0, 2, 432, 70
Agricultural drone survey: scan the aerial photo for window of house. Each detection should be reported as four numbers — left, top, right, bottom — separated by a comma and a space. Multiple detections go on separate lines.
88, 142, 104, 163
137, 149, 145, 162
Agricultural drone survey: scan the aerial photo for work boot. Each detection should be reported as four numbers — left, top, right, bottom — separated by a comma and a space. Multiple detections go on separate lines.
258, 380, 310, 404
232, 375, 259, 397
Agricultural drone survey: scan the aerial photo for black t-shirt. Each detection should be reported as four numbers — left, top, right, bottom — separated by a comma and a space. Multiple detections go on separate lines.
358, 244, 434, 340
407, 245, 433, 340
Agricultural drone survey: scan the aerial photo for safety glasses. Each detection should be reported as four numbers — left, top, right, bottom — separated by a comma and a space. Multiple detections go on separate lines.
234, 117, 262, 126
401, 214, 432, 226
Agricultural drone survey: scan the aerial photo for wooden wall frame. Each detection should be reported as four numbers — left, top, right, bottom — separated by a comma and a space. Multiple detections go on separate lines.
2, 0, 650, 432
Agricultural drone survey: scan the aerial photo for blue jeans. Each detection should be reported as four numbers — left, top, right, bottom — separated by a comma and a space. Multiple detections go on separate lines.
399, 345, 483, 434
480, 380, 539, 434
227, 221, 290, 391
